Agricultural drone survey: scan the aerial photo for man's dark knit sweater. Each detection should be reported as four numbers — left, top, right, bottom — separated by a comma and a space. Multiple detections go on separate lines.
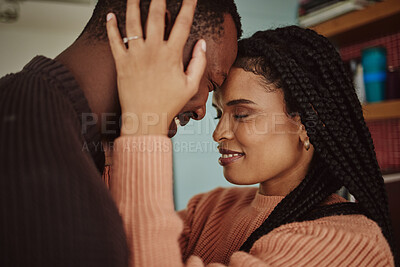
0, 56, 129, 266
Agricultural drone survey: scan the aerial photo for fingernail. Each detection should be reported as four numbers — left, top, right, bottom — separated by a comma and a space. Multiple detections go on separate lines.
106, 13, 113, 22
201, 40, 206, 52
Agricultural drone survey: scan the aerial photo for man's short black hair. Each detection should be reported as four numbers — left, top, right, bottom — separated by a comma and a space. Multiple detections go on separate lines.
82, 0, 242, 43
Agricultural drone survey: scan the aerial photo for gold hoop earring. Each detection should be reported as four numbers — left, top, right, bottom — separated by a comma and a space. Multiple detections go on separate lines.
304, 138, 310, 151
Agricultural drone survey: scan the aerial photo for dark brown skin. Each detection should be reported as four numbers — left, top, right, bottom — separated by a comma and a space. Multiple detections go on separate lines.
55, 13, 238, 140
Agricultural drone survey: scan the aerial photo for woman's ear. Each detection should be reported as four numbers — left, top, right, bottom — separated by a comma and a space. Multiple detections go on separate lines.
299, 124, 309, 143
292, 115, 308, 142
292, 115, 312, 151
299, 123, 313, 151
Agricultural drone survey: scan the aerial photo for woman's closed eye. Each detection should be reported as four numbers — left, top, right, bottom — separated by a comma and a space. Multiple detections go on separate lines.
233, 114, 249, 120
213, 111, 250, 121
232, 107, 251, 121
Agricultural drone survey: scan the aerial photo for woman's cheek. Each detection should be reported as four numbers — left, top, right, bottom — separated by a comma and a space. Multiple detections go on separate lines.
253, 114, 271, 135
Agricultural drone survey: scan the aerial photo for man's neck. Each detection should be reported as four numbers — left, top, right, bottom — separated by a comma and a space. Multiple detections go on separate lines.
55, 35, 120, 139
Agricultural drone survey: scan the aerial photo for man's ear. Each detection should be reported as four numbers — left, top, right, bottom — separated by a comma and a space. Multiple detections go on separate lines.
164, 10, 173, 40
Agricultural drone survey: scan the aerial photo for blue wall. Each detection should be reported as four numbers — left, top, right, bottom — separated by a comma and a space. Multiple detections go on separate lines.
173, 0, 299, 210
236, 0, 299, 38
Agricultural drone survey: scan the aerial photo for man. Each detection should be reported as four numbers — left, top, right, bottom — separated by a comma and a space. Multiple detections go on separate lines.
0, 0, 241, 266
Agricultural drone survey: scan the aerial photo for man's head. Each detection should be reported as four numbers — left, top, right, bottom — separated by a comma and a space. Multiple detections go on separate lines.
82, 0, 242, 137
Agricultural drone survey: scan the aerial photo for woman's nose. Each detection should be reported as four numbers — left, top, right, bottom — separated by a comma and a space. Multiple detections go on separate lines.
213, 115, 234, 142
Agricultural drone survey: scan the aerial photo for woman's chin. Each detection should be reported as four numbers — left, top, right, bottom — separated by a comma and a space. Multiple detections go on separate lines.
223, 173, 257, 186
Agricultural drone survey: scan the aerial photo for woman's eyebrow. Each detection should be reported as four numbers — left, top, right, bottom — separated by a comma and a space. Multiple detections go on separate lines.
226, 99, 257, 106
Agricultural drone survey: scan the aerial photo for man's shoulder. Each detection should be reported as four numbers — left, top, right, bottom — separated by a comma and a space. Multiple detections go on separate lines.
1, 57, 61, 94
0, 67, 71, 112
0, 56, 86, 117
0, 58, 81, 136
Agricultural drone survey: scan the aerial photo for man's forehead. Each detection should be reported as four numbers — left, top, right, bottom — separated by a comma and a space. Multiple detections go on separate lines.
211, 69, 228, 85
205, 15, 238, 84
206, 44, 235, 85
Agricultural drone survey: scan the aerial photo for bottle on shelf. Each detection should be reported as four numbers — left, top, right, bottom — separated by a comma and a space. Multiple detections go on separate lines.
361, 46, 387, 103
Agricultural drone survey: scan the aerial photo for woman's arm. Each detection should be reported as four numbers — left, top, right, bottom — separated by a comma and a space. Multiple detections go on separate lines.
110, 135, 184, 266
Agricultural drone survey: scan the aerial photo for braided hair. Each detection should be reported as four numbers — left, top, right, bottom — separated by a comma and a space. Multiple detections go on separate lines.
235, 26, 398, 265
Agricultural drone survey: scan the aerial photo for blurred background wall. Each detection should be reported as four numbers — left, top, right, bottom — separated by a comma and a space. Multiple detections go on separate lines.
0, 0, 299, 210
0, 1, 95, 76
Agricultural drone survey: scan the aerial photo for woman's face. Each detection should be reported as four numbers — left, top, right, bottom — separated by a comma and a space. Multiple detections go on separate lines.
212, 68, 314, 196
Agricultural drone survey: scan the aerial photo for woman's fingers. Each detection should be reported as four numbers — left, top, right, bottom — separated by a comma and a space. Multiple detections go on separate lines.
106, 13, 126, 61
185, 39, 207, 95
125, 0, 144, 44
146, 0, 167, 43
107, 0, 202, 136
168, 0, 197, 49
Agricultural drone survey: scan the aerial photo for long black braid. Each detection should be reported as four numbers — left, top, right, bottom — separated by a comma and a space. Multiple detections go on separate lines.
236, 26, 398, 265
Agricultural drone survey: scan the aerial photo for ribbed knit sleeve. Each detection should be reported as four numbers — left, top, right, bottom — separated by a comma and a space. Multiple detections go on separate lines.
111, 136, 394, 267
0, 57, 128, 267
110, 136, 185, 266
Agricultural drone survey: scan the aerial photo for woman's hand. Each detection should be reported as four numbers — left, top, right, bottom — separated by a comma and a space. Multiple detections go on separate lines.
106, 0, 207, 136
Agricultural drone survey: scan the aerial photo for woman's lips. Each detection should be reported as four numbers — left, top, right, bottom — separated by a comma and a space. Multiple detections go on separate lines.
218, 149, 245, 166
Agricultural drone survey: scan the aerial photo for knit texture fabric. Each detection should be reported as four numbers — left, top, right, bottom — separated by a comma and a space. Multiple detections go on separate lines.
111, 135, 394, 267
0, 56, 128, 267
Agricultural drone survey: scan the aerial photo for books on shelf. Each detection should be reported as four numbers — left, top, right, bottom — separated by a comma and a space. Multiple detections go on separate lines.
340, 31, 400, 173
367, 118, 400, 173
340, 32, 400, 68
299, 0, 343, 16
298, 0, 372, 27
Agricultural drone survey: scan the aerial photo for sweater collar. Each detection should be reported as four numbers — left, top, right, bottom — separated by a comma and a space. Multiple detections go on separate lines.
250, 190, 345, 213
251, 190, 285, 212
23, 56, 105, 173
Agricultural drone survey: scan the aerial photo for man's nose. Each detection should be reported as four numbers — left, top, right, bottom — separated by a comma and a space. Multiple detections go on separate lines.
193, 106, 206, 121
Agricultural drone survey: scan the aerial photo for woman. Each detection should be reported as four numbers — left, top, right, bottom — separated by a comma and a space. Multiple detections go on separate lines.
105, 1, 397, 266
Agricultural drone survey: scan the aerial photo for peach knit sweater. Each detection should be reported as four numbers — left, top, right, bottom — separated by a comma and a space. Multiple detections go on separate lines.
109, 135, 394, 267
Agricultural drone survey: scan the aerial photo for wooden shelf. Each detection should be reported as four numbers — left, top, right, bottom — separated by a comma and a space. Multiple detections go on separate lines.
310, 0, 400, 46
362, 99, 400, 121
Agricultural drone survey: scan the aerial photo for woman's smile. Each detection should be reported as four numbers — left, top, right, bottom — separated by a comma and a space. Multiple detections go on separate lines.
218, 148, 245, 166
